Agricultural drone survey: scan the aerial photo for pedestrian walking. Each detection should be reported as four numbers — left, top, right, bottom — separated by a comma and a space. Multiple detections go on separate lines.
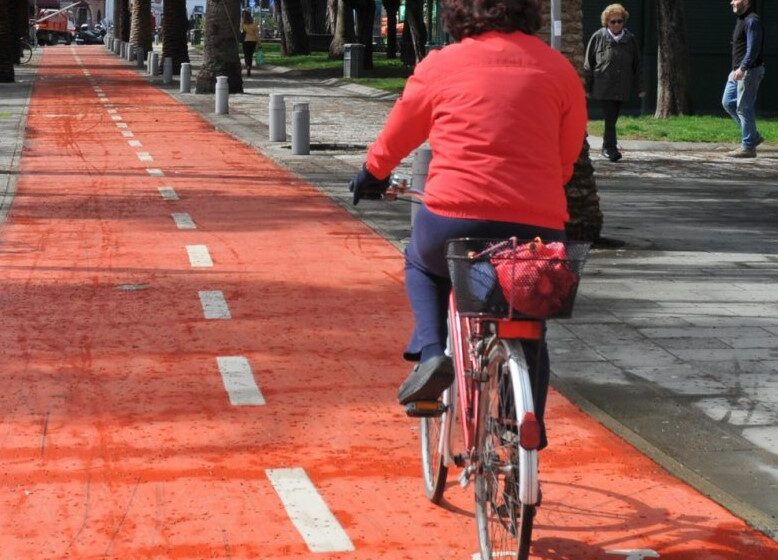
722, 0, 765, 158
584, 3, 644, 163
240, 11, 260, 77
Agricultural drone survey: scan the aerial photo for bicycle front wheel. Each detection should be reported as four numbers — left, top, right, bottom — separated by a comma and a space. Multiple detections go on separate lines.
20, 43, 33, 64
420, 384, 452, 503
474, 340, 537, 560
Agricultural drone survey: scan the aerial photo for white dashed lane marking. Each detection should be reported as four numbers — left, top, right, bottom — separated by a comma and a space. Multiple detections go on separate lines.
128, 140, 142, 148
121, 131, 134, 138
172, 212, 196, 229
216, 356, 265, 406
186, 245, 213, 268
137, 152, 153, 162
116, 122, 128, 129
158, 186, 179, 200
198, 290, 231, 319
266, 468, 355, 553
111, 115, 123, 121
146, 168, 164, 176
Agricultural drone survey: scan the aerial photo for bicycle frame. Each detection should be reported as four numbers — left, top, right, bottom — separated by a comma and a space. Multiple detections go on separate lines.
442, 292, 543, 489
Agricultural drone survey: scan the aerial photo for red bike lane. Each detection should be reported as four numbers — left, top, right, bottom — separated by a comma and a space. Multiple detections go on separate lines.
0, 45, 775, 559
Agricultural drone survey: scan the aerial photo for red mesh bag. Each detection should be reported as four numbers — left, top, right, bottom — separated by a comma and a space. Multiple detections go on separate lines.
490, 238, 578, 318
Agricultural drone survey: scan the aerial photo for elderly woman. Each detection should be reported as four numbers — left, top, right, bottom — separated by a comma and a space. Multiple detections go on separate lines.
584, 3, 644, 162
348, 0, 587, 446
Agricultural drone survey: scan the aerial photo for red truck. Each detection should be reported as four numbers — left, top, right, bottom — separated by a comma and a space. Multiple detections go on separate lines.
36, 8, 75, 45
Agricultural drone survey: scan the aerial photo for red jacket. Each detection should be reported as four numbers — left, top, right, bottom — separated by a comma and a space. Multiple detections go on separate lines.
366, 31, 587, 229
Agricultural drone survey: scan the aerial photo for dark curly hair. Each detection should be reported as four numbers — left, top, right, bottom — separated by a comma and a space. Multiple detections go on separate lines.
442, 0, 542, 41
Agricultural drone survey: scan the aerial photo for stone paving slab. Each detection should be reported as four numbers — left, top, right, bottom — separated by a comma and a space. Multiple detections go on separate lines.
127, 45, 778, 537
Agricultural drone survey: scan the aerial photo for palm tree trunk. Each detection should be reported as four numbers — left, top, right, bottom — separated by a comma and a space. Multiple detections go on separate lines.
383, 0, 399, 58
279, 0, 310, 55
130, 0, 153, 54
541, 0, 602, 242
162, 0, 190, 74
329, 0, 354, 59
195, 0, 243, 94
0, 0, 15, 83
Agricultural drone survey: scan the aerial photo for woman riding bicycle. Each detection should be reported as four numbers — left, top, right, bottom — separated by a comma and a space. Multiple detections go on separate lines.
349, 0, 587, 447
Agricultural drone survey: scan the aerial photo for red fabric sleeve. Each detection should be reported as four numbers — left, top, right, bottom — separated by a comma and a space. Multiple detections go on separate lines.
365, 59, 436, 179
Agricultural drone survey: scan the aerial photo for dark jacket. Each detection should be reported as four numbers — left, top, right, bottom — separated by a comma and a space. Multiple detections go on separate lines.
584, 27, 643, 101
732, 8, 764, 70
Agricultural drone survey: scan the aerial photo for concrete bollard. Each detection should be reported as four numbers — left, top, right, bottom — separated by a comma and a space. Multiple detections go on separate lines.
136, 48, 145, 69
410, 146, 432, 226
163, 57, 173, 84
126, 44, 134, 62
179, 63, 191, 93
146, 51, 153, 74
150, 52, 159, 76
343, 43, 365, 78
214, 76, 229, 114
268, 94, 286, 141
117, 40, 123, 57
291, 103, 310, 155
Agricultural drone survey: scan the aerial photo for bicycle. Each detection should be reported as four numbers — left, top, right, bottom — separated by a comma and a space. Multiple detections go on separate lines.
19, 37, 34, 65
385, 180, 590, 559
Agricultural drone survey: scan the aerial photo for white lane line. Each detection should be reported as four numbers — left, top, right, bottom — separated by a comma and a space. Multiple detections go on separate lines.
97, 92, 106, 97
216, 357, 265, 406
186, 245, 212, 267
266, 468, 354, 553
128, 140, 142, 148
172, 212, 196, 229
99, 98, 109, 103
137, 152, 153, 162
107, 108, 118, 114
121, 131, 135, 138
146, 168, 164, 176
116, 122, 128, 129
111, 115, 123, 121
157, 186, 179, 200
198, 290, 231, 319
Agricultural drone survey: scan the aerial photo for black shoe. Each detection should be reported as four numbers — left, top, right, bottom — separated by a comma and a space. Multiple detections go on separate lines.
397, 355, 454, 405
602, 148, 622, 162
755, 135, 764, 148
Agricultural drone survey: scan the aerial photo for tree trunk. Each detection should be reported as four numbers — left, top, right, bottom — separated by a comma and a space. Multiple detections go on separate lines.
301, 0, 328, 34
195, 0, 243, 94
329, 0, 354, 59
279, 0, 310, 55
130, 0, 153, 54
0, 0, 14, 82
115, 0, 131, 41
326, 0, 337, 33
14, 0, 28, 64
540, 0, 602, 242
403, 0, 426, 65
383, 0, 399, 59
162, 0, 190, 74
348, 0, 374, 69
655, 0, 692, 117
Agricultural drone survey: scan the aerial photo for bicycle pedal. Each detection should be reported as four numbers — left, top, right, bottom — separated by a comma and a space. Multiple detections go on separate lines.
404, 401, 446, 418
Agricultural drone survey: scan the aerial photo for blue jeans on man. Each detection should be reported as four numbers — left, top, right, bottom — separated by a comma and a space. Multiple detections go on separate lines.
722, 65, 765, 149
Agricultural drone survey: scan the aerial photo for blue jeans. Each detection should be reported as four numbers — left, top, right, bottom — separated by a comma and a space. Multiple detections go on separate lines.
722, 66, 765, 149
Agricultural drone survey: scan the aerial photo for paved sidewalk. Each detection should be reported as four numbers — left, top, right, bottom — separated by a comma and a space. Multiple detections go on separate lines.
5, 44, 778, 541
0, 60, 37, 223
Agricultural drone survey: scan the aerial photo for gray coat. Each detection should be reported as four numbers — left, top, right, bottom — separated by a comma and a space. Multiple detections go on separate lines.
584, 27, 643, 101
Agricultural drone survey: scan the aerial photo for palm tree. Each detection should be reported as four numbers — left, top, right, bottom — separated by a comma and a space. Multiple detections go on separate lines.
129, 0, 153, 57
541, 0, 603, 242
0, 0, 14, 83
114, 0, 131, 41
195, 0, 242, 94
162, 0, 190, 75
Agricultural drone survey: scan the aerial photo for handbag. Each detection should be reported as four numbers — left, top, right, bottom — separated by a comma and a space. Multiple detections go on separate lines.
490, 238, 578, 318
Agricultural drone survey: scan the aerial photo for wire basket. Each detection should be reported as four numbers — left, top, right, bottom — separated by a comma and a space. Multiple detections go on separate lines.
446, 237, 591, 320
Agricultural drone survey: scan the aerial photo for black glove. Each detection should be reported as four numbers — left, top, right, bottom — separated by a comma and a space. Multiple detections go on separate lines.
348, 164, 390, 206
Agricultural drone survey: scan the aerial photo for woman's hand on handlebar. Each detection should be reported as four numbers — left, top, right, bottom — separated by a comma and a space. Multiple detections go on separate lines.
348, 164, 391, 206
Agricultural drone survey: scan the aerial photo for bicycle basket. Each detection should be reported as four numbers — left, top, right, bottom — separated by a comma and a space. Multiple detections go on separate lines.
446, 237, 590, 319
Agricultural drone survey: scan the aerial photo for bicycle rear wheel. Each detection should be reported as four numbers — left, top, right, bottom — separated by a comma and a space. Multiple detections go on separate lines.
420, 384, 451, 502
474, 340, 537, 560
20, 43, 33, 64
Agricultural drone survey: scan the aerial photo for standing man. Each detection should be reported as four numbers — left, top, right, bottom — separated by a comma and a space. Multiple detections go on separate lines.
722, 0, 765, 158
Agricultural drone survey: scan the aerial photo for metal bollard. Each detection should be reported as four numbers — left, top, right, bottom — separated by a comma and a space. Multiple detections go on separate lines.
163, 57, 173, 84
410, 146, 432, 226
291, 103, 310, 155
214, 75, 229, 114
150, 52, 159, 76
136, 48, 145, 69
268, 93, 286, 141
179, 63, 191, 93
343, 43, 365, 78
147, 51, 153, 74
